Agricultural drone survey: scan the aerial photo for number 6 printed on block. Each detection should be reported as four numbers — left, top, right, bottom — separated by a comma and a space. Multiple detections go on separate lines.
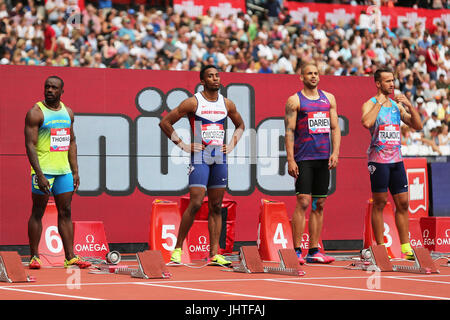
45, 226, 63, 254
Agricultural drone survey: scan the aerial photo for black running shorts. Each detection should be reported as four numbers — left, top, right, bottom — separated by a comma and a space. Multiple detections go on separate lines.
295, 159, 330, 197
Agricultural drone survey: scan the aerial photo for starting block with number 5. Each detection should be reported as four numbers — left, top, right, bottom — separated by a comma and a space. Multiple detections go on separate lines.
90, 250, 171, 279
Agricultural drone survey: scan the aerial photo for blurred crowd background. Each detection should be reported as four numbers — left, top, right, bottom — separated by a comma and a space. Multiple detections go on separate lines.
0, 0, 449, 155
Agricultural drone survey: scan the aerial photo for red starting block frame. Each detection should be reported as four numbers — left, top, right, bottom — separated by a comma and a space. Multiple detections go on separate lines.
348, 245, 439, 274
89, 250, 172, 279
233, 246, 305, 277
0, 252, 35, 283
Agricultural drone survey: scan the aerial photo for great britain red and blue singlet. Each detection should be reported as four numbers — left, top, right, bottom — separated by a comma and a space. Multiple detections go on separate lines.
294, 90, 331, 161
190, 91, 228, 164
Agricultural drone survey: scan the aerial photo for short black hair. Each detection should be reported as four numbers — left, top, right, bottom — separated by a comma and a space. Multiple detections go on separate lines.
46, 75, 64, 89
200, 65, 217, 81
374, 68, 393, 82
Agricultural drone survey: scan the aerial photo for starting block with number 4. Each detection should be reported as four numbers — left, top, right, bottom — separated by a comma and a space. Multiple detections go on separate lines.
349, 245, 439, 274
233, 246, 305, 276
0, 252, 35, 283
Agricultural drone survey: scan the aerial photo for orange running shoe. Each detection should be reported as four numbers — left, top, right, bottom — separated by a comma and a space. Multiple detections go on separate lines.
64, 256, 91, 269
29, 256, 41, 269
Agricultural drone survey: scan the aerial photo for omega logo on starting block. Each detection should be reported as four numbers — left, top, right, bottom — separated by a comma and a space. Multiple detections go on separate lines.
189, 236, 210, 254
74, 234, 108, 253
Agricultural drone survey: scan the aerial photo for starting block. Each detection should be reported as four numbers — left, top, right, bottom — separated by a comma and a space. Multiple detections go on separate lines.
348, 245, 439, 274
232, 246, 305, 276
0, 252, 35, 283
90, 250, 171, 279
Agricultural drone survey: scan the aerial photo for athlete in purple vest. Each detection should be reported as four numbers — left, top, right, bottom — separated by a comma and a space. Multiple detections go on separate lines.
285, 63, 341, 264
361, 68, 422, 260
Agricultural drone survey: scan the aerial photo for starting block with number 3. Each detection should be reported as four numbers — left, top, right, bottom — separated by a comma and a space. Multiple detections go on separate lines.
349, 245, 439, 274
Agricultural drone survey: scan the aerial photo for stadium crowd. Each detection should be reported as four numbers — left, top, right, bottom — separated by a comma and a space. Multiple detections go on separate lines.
0, 0, 449, 154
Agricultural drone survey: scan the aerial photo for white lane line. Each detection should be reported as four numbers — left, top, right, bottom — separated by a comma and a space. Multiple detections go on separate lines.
0, 286, 103, 300
136, 282, 287, 300
266, 279, 450, 300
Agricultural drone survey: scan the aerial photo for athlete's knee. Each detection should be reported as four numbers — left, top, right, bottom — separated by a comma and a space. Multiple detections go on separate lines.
57, 203, 72, 220
296, 195, 311, 211
311, 198, 326, 213
208, 200, 222, 216
372, 195, 388, 211
188, 199, 203, 214
395, 196, 409, 213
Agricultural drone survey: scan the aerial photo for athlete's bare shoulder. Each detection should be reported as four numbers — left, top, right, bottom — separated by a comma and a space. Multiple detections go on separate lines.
285, 93, 300, 111
321, 90, 337, 105
25, 103, 44, 125
224, 96, 237, 112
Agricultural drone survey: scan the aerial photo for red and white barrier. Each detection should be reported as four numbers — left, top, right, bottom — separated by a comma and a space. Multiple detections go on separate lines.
420, 217, 450, 252
38, 200, 65, 267
148, 200, 191, 263
363, 199, 402, 258
72, 221, 109, 260
257, 199, 294, 261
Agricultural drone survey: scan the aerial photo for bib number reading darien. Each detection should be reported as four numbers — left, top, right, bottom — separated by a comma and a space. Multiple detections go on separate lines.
308, 111, 330, 134
378, 124, 400, 146
50, 128, 71, 151
201, 123, 224, 146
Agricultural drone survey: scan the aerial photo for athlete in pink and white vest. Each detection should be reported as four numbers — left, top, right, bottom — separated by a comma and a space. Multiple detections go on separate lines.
361, 68, 423, 260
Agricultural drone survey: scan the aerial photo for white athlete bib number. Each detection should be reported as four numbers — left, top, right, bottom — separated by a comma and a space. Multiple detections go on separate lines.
378, 124, 400, 146
308, 111, 330, 134
50, 128, 71, 151
201, 123, 224, 146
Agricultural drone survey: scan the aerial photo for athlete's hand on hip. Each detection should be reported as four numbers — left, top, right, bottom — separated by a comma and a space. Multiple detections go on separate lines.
287, 160, 299, 179
37, 174, 51, 194
328, 153, 339, 169
73, 172, 80, 192
221, 143, 234, 154
181, 142, 205, 153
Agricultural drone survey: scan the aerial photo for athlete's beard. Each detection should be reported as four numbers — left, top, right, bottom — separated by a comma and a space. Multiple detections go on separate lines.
205, 85, 219, 91
303, 82, 318, 90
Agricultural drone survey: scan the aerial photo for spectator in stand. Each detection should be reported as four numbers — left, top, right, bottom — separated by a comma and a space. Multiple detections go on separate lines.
425, 112, 442, 138
42, 19, 56, 58
437, 122, 449, 146
426, 42, 440, 80
437, 98, 449, 121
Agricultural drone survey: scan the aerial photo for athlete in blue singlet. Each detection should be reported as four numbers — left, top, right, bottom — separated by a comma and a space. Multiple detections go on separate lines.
159, 65, 244, 266
361, 68, 423, 260
284, 62, 341, 264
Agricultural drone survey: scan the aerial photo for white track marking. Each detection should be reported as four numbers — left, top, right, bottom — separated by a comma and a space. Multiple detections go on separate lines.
0, 286, 102, 300
136, 282, 287, 300
266, 279, 450, 300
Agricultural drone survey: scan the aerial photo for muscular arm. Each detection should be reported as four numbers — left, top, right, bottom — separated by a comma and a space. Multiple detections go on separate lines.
284, 94, 299, 178
222, 98, 245, 154
24, 105, 50, 193
159, 96, 202, 152
361, 98, 383, 129
395, 94, 423, 131
66, 106, 80, 191
324, 92, 341, 169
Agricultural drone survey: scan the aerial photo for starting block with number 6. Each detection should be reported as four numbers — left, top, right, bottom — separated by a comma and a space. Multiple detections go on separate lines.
0, 252, 35, 283
233, 246, 305, 277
